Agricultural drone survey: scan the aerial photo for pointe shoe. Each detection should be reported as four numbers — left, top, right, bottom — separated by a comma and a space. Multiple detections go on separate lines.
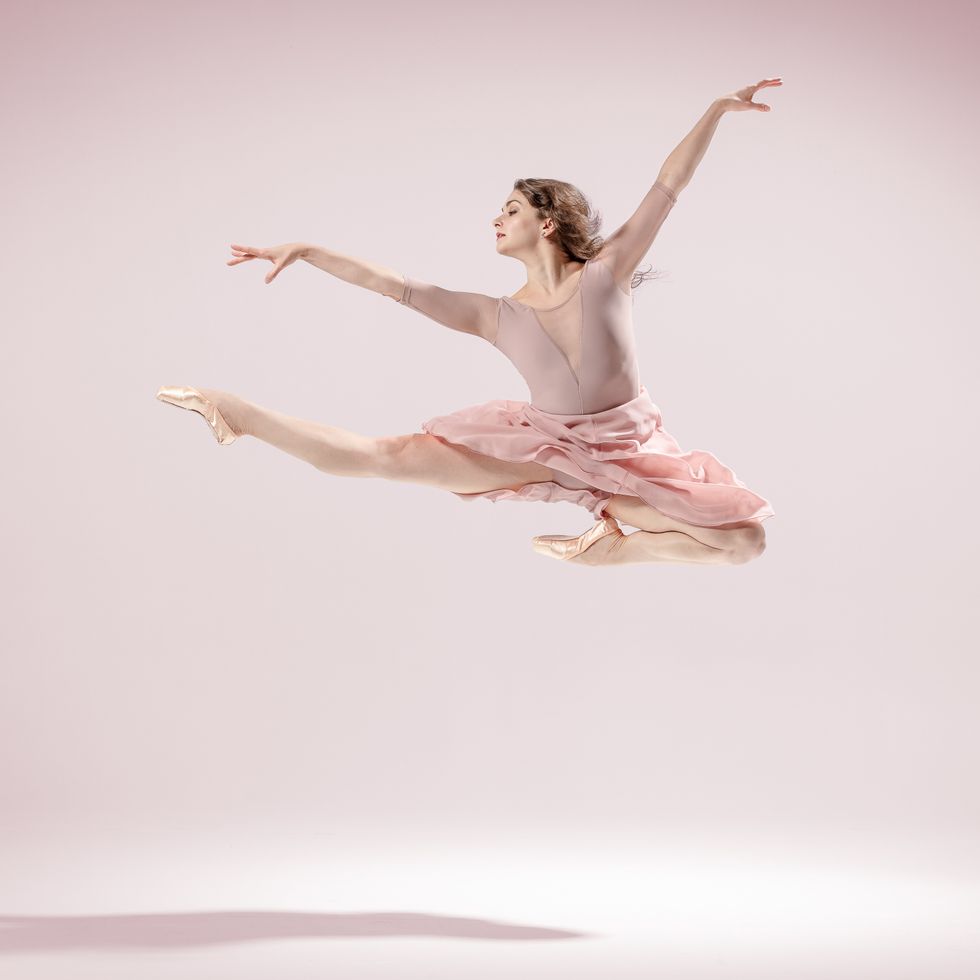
531, 515, 623, 561
155, 385, 239, 445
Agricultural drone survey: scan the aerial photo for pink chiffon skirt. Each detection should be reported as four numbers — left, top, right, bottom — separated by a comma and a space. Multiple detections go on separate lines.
420, 384, 775, 528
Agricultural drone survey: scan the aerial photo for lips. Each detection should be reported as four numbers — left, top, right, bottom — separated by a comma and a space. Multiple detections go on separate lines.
496, 233, 505, 239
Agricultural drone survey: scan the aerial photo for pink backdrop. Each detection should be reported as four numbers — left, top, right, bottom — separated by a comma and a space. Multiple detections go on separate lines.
2, 0, 978, 977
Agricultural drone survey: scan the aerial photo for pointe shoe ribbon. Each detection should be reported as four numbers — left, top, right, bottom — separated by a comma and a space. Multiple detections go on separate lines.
155, 385, 238, 445
531, 516, 622, 560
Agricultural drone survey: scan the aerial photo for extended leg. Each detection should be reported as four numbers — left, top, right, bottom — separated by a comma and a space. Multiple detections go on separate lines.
199, 389, 381, 477
375, 432, 561, 493
198, 389, 563, 491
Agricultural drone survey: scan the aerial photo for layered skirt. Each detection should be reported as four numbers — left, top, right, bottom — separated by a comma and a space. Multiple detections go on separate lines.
419, 385, 775, 528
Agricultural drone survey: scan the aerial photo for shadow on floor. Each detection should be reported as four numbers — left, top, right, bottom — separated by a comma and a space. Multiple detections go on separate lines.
0, 910, 600, 951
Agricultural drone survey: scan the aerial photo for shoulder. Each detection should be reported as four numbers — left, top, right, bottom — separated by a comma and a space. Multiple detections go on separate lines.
587, 249, 632, 296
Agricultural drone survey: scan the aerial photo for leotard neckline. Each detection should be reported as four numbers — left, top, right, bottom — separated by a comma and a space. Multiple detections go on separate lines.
505, 258, 591, 313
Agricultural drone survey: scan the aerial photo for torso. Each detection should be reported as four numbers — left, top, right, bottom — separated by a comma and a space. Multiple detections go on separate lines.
494, 252, 639, 416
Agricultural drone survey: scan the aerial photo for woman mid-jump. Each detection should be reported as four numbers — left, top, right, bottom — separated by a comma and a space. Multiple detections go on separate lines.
157, 79, 780, 567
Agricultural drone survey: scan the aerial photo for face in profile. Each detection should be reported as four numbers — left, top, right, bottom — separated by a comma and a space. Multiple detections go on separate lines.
492, 188, 538, 254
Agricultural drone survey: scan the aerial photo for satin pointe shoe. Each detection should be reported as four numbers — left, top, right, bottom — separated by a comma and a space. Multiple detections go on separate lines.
531, 515, 623, 562
155, 385, 239, 445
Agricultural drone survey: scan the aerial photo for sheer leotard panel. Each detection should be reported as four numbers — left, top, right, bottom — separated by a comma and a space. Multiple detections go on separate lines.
392, 181, 678, 416
384, 182, 774, 527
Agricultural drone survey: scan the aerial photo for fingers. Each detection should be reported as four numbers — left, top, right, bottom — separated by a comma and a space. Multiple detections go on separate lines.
228, 243, 266, 268
229, 244, 265, 260
227, 243, 288, 281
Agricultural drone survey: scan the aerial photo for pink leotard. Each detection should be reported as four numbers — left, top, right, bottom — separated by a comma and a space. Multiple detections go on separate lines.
385, 181, 775, 527
393, 181, 679, 416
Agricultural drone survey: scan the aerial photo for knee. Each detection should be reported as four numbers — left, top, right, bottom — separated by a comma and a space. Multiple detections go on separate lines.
373, 432, 430, 480
727, 523, 767, 564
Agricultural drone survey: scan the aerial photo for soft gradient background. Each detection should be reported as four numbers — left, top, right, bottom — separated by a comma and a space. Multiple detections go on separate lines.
2, 0, 978, 977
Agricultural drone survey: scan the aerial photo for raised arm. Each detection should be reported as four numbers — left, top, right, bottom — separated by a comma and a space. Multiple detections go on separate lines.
600, 82, 781, 289
598, 99, 724, 289
298, 244, 498, 343
598, 179, 679, 291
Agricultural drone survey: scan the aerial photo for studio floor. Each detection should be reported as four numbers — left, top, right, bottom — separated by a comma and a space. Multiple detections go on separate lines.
3, 828, 978, 980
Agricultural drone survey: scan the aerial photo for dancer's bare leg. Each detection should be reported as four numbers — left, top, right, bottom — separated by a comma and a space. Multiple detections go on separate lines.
195, 390, 765, 566
602, 492, 766, 563
197, 389, 562, 489
604, 492, 763, 547
570, 527, 744, 567
621, 530, 737, 564
201, 389, 381, 476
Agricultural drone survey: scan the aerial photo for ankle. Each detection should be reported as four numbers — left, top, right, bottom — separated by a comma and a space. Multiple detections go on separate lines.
201, 388, 252, 438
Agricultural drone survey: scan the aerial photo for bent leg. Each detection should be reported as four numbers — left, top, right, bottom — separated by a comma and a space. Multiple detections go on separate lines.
613, 529, 739, 565
603, 492, 766, 564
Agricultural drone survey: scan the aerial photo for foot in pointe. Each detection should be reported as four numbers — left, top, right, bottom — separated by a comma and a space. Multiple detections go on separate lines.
531, 516, 626, 565
155, 386, 248, 444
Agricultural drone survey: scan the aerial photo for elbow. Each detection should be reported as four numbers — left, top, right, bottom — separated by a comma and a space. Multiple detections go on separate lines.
655, 174, 682, 201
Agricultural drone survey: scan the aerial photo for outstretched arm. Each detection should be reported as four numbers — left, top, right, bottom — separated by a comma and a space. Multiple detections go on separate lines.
661, 79, 780, 190
598, 101, 726, 287
657, 98, 728, 196
297, 244, 499, 343
299, 243, 403, 296
391, 275, 500, 344
598, 179, 678, 291
600, 80, 780, 289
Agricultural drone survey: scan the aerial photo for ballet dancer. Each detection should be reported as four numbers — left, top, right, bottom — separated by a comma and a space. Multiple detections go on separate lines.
157, 78, 781, 566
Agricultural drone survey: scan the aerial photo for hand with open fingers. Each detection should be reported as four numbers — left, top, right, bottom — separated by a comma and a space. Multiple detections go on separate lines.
717, 77, 783, 113
227, 242, 305, 284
